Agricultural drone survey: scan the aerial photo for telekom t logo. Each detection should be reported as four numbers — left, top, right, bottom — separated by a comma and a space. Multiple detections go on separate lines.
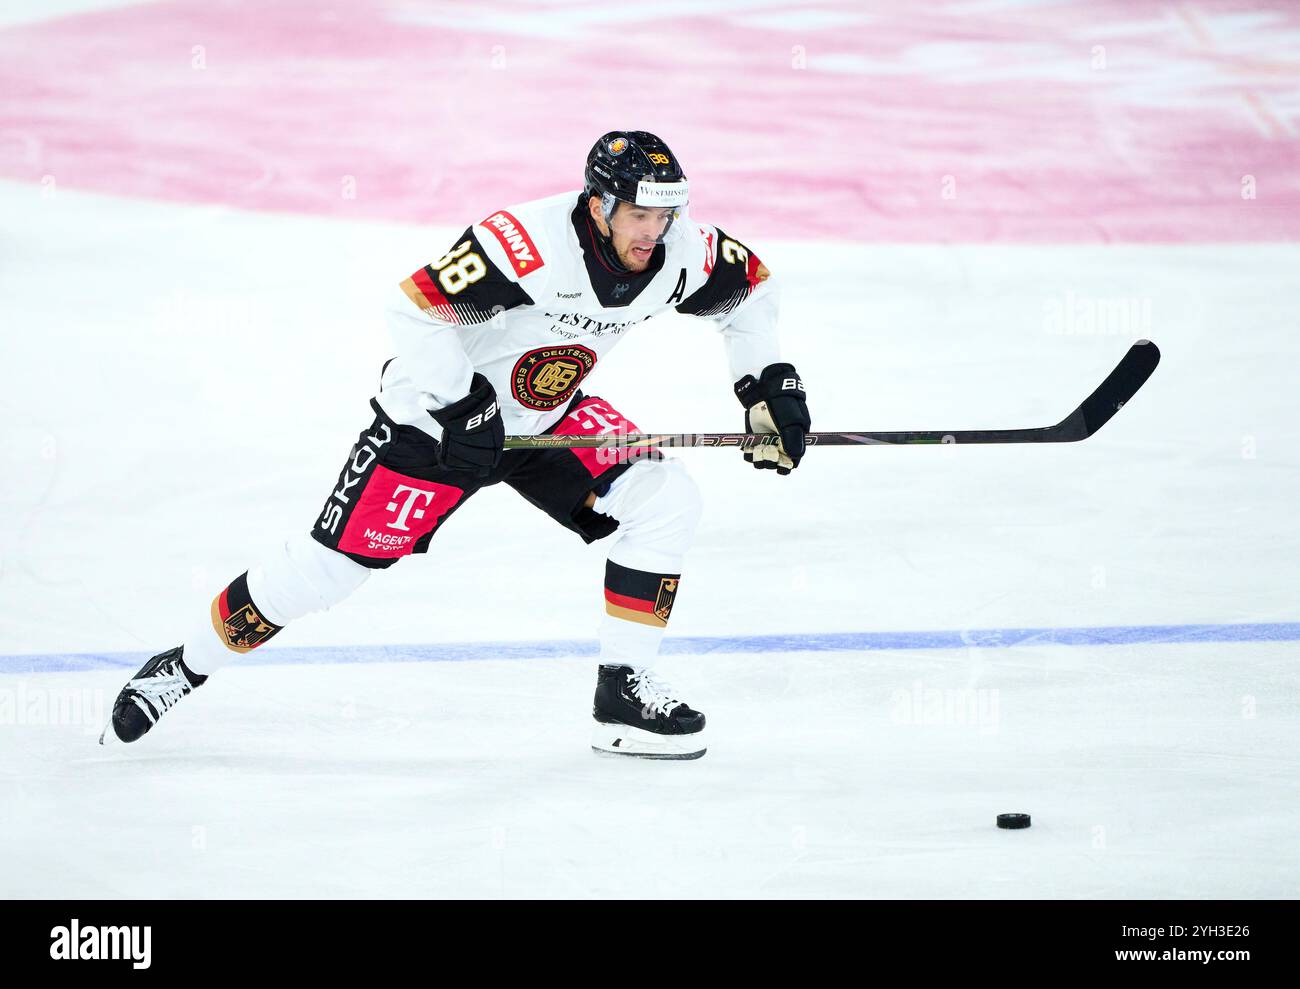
385, 485, 436, 531
569, 403, 624, 434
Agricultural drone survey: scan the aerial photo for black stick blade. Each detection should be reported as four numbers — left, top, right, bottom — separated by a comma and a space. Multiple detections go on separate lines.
1059, 338, 1161, 440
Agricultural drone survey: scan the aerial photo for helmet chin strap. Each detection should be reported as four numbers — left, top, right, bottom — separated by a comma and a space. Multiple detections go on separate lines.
596, 232, 630, 273
588, 193, 631, 272
600, 192, 620, 225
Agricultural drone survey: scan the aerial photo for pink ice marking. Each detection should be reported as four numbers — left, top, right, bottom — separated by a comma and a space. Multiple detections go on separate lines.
1, 0, 1298, 242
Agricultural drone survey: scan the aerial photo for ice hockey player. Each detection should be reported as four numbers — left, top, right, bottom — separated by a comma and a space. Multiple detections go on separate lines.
102, 131, 811, 760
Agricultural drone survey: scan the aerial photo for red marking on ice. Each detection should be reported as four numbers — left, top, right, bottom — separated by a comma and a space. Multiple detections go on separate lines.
1, 0, 1298, 242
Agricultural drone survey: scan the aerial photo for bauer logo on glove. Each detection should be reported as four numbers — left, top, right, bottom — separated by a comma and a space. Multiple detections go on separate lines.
430, 373, 506, 477
733, 362, 811, 475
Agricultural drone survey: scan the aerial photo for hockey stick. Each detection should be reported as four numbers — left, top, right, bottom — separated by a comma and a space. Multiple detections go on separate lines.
503, 339, 1160, 450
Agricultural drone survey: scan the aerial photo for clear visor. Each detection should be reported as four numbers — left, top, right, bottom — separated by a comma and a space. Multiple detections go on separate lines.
602, 196, 690, 246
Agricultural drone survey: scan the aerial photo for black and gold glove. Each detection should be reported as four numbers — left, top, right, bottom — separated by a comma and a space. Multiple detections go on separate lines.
733, 362, 810, 475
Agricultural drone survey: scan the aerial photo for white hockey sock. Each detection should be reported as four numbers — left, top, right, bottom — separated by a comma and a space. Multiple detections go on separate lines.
592, 458, 702, 669
182, 534, 371, 676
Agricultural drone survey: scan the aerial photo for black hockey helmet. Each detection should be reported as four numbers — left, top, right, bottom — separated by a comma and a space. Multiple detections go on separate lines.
584, 131, 690, 230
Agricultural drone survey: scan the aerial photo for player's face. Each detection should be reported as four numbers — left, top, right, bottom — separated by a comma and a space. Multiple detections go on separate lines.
593, 200, 675, 272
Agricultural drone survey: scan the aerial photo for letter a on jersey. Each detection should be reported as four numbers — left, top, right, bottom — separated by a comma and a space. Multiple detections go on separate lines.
666, 268, 687, 305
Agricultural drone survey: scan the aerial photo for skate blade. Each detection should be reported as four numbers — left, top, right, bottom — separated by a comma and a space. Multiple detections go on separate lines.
591, 722, 707, 760
98, 712, 125, 746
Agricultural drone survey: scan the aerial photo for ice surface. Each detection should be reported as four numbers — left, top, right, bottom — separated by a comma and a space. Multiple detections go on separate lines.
2, 184, 1297, 898
2, 0, 1299, 898
3, 644, 1297, 898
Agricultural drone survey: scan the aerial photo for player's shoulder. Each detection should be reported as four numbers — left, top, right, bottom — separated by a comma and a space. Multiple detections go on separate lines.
470, 190, 577, 283
669, 217, 773, 317
686, 218, 764, 260
672, 218, 770, 286
675, 219, 718, 267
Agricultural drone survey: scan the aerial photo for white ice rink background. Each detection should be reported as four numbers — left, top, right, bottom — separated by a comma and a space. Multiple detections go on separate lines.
1, 0, 1298, 897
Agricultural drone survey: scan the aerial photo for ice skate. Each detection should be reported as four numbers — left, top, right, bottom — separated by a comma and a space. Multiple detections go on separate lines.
99, 646, 207, 745
591, 664, 706, 760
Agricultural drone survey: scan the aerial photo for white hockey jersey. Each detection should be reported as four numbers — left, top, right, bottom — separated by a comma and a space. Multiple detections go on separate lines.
375, 190, 782, 438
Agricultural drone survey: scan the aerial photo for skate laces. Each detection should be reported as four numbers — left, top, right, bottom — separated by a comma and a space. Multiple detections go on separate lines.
128, 663, 193, 715
627, 669, 684, 717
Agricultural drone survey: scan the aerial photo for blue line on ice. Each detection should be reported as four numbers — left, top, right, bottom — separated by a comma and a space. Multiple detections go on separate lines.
3, 621, 1298, 674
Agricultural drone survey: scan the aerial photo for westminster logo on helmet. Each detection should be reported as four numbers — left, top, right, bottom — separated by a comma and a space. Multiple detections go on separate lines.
607, 137, 628, 155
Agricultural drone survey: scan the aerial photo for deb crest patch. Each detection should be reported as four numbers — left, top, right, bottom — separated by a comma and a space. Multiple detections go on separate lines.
512, 345, 596, 410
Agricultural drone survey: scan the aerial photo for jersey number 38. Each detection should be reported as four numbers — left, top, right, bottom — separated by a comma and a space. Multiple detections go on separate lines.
432, 240, 487, 295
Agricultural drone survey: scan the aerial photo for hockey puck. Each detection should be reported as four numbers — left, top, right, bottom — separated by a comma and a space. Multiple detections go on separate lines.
997, 813, 1031, 829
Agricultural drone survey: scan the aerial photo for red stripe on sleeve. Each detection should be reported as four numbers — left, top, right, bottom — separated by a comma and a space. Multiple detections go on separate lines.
411, 267, 456, 321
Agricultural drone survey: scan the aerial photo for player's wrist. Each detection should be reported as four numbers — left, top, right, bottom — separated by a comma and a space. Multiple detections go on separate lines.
430, 373, 504, 476
431, 373, 495, 426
